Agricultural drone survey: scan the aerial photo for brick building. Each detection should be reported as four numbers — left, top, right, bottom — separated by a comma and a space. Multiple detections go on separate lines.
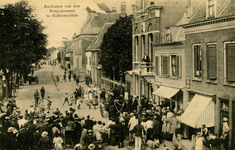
127, 0, 188, 102
179, 0, 235, 147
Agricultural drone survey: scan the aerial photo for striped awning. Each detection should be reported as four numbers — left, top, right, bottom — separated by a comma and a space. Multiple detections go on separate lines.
152, 86, 180, 99
177, 94, 215, 128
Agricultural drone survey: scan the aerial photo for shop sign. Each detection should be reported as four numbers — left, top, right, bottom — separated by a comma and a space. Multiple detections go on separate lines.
186, 76, 190, 89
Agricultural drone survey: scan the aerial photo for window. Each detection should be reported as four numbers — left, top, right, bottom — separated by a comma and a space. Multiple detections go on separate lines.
161, 55, 169, 76
141, 22, 145, 32
89, 57, 91, 65
141, 35, 145, 59
171, 55, 181, 77
225, 43, 235, 82
207, 44, 217, 80
207, 0, 215, 18
155, 10, 160, 17
135, 36, 138, 61
148, 34, 153, 62
209, 5, 214, 16
155, 56, 159, 74
166, 28, 171, 42
193, 45, 202, 78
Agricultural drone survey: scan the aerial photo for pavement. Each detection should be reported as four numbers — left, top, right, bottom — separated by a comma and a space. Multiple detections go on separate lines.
2, 64, 193, 150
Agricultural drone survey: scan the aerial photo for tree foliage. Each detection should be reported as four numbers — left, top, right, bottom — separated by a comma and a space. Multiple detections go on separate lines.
0, 1, 48, 97
99, 16, 132, 80
0, 1, 48, 75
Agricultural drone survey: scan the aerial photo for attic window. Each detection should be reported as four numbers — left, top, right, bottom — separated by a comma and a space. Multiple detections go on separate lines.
166, 28, 171, 42
207, 0, 215, 18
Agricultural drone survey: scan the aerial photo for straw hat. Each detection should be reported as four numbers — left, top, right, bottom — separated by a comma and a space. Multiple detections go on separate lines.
223, 117, 228, 122
41, 131, 48, 137
8, 127, 14, 132
74, 144, 82, 149
88, 143, 96, 150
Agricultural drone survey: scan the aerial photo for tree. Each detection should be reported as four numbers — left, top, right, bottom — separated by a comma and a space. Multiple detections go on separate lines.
0, 1, 48, 98
99, 15, 132, 81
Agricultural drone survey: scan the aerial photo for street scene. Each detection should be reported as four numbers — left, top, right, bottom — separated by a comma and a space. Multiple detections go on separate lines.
0, 0, 235, 150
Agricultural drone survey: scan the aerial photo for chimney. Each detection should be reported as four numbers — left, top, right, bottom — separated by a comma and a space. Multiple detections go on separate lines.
111, 7, 117, 13
187, 0, 192, 18
121, 2, 127, 17
150, 1, 155, 5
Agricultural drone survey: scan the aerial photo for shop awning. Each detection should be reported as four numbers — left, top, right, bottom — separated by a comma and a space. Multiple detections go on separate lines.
152, 86, 180, 99
177, 94, 215, 128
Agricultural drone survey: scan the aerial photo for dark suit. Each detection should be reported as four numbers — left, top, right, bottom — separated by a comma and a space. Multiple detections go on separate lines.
142, 55, 150, 63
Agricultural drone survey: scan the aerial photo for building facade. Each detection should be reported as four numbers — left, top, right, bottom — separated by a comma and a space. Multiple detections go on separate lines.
72, 8, 121, 82
128, 0, 188, 101
86, 23, 114, 88
181, 0, 235, 147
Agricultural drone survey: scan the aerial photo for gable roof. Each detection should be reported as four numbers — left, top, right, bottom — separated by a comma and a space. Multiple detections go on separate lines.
188, 0, 235, 24
80, 13, 120, 35
97, 2, 111, 13
86, 23, 114, 51
218, 0, 235, 17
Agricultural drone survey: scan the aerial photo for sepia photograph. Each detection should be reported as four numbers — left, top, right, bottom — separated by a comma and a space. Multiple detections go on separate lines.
0, 0, 234, 149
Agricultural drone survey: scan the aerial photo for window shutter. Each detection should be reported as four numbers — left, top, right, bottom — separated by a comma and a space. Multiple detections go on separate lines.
194, 46, 198, 77
226, 44, 235, 82
155, 56, 159, 74
207, 45, 217, 80
167, 56, 170, 76
162, 56, 168, 75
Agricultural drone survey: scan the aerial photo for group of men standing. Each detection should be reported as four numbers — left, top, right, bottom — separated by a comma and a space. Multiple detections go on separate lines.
33, 87, 45, 106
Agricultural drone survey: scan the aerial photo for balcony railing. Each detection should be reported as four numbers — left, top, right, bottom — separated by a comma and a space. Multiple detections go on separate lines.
133, 61, 154, 76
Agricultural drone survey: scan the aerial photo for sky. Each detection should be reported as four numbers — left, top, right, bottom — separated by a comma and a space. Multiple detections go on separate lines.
0, 0, 136, 48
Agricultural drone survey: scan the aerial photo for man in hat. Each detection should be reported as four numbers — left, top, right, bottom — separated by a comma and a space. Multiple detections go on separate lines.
40, 86, 45, 99
34, 90, 40, 106
84, 129, 96, 149
221, 117, 230, 150
85, 115, 94, 130
3, 127, 17, 150
74, 116, 82, 144
38, 131, 51, 150
133, 119, 146, 150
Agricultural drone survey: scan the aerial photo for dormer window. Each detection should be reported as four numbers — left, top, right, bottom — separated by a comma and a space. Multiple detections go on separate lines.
166, 28, 171, 42
207, 0, 215, 18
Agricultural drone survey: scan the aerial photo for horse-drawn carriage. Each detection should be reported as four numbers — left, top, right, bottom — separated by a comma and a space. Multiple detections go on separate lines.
27, 76, 39, 85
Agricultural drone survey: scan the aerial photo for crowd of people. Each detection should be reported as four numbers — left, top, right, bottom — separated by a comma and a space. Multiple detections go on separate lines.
0, 65, 231, 150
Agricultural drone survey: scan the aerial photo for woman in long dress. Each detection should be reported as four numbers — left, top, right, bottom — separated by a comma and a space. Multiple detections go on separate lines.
195, 133, 206, 150
88, 90, 93, 109
53, 132, 63, 150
